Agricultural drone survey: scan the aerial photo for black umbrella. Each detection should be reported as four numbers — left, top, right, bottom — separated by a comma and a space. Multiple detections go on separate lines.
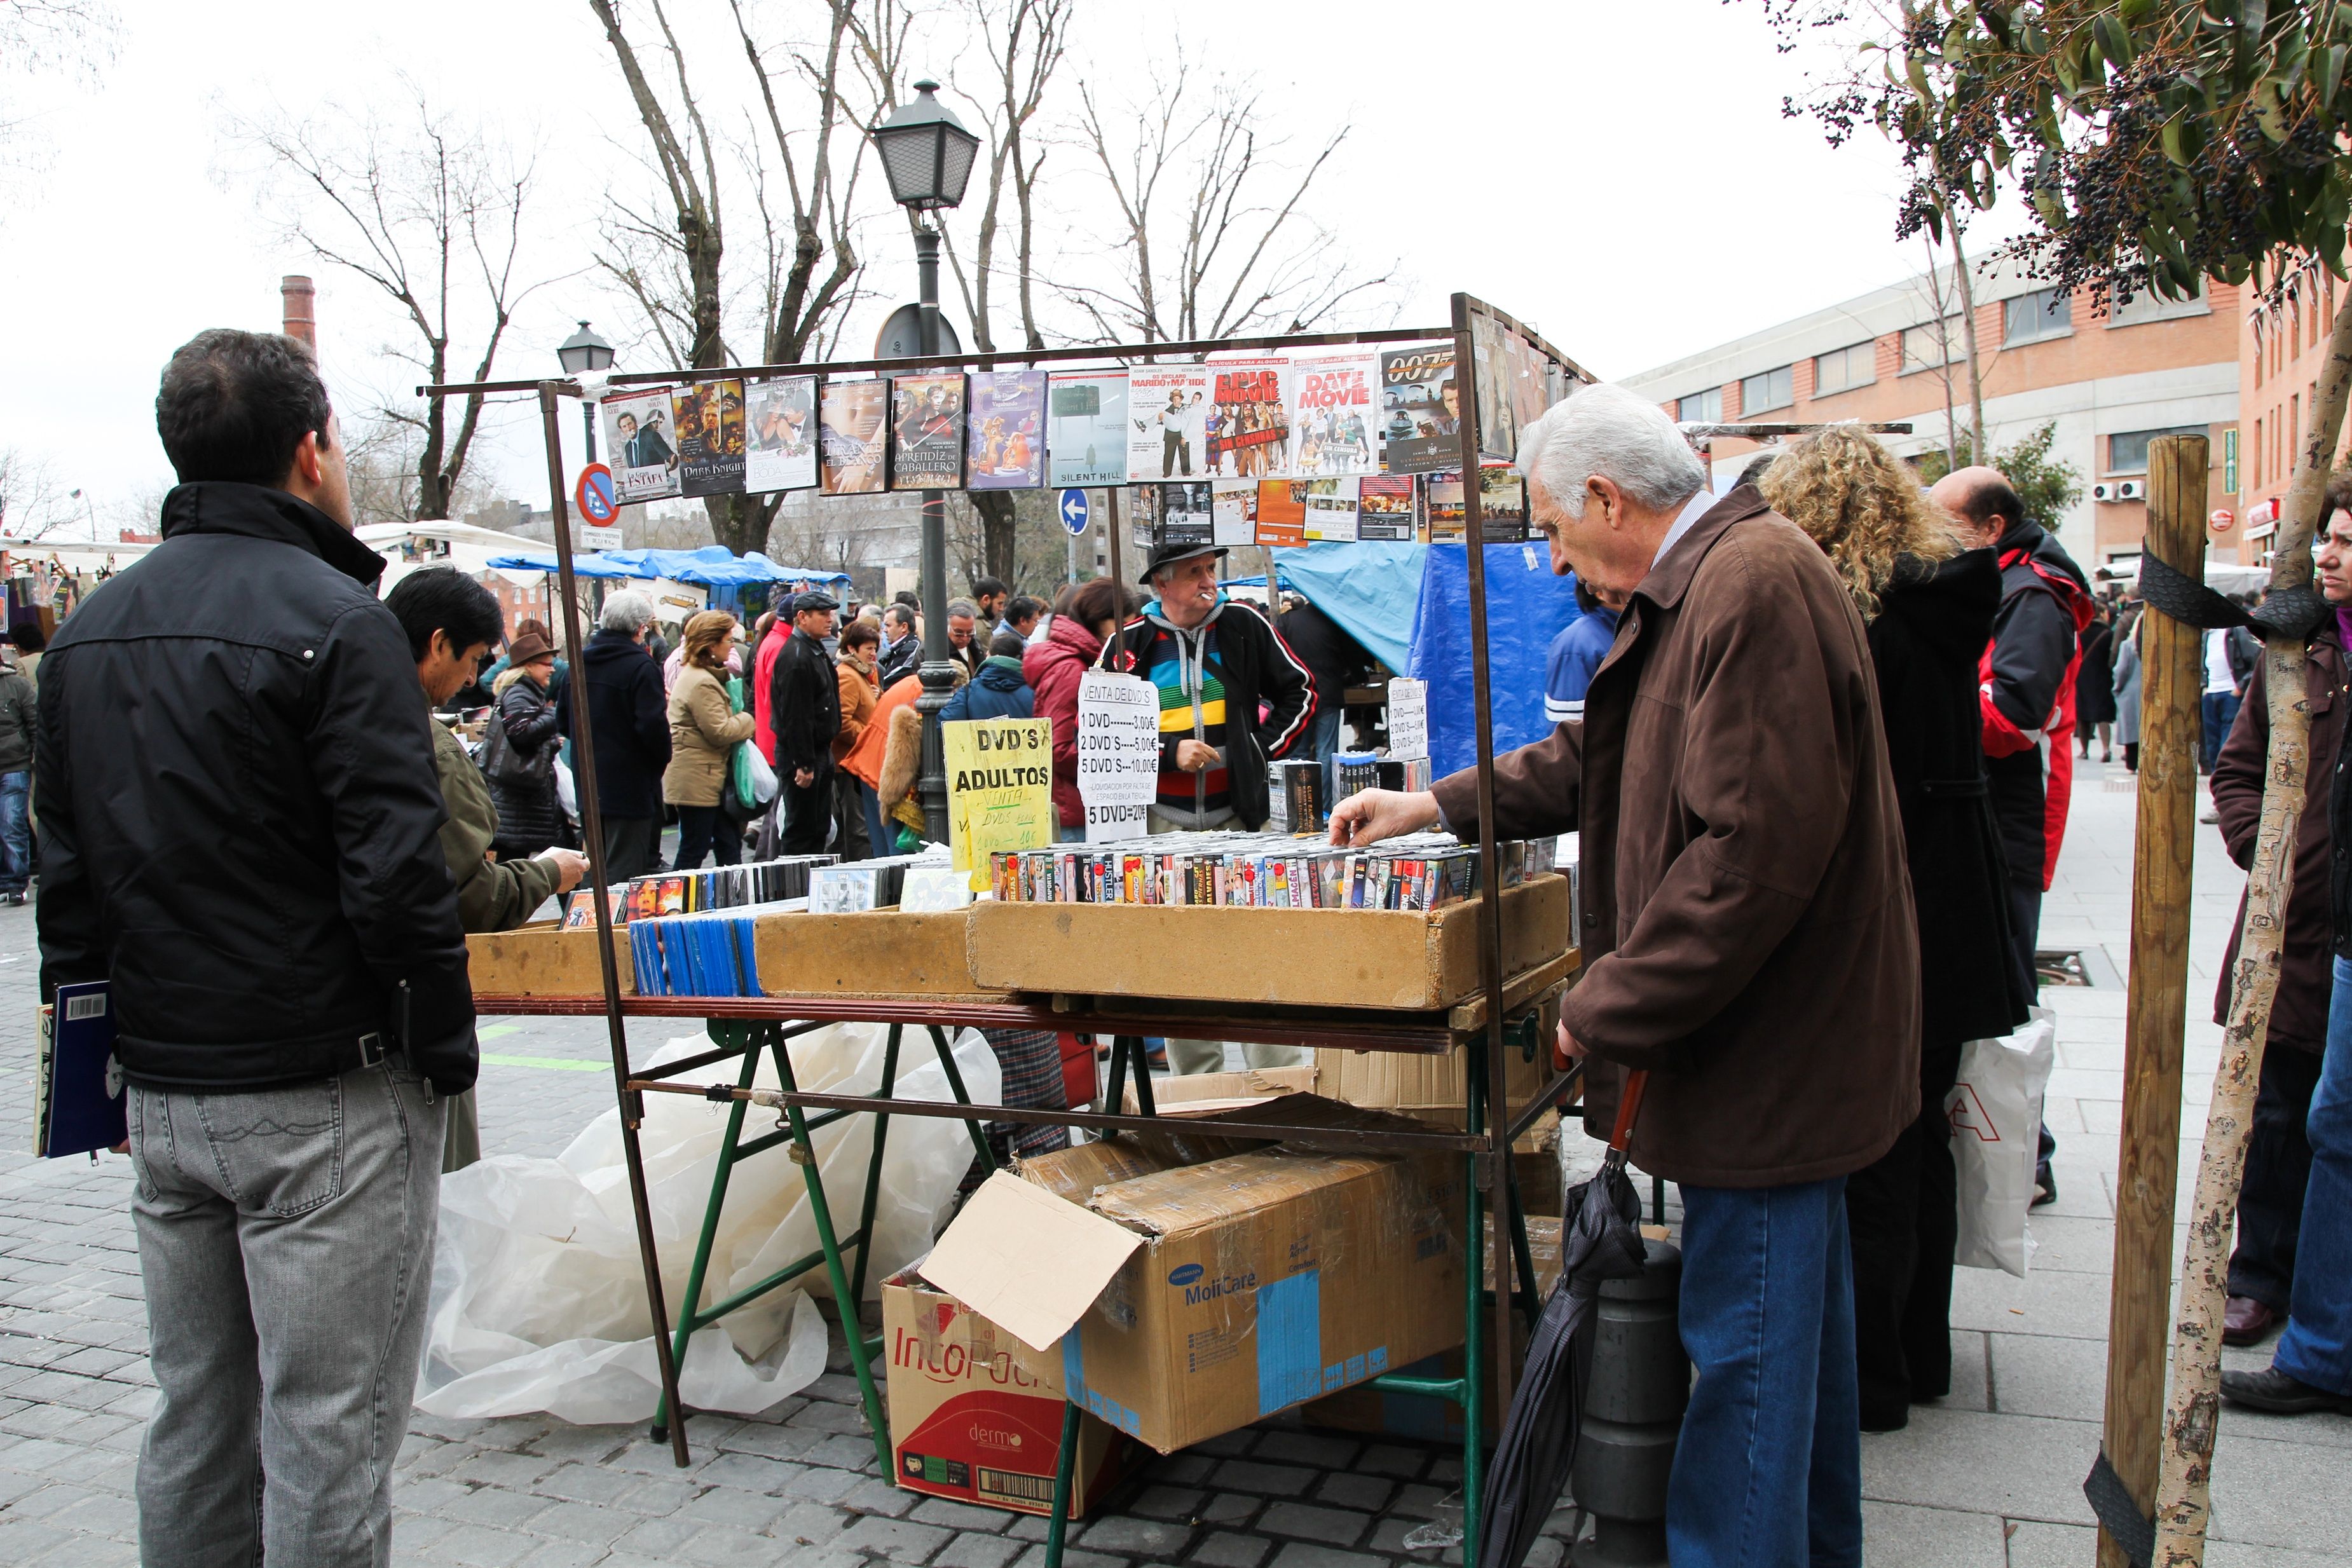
1477, 1071, 1653, 1568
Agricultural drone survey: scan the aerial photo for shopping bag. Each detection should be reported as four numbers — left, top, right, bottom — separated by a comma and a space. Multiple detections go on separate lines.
1947, 1006, 2056, 1278
738, 741, 778, 807
553, 754, 577, 821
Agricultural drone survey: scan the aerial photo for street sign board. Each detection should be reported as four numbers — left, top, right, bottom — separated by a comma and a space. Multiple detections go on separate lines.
580, 524, 625, 550
1058, 487, 1091, 537
575, 463, 619, 525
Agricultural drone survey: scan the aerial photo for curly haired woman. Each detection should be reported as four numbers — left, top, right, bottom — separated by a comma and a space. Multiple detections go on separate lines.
1759, 425, 2033, 1430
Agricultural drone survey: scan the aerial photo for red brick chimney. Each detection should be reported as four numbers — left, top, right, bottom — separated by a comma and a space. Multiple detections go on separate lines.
281, 275, 316, 349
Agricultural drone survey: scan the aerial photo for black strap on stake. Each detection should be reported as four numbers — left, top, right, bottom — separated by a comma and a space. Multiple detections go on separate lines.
2136, 549, 2328, 641
2084, 1450, 2156, 1568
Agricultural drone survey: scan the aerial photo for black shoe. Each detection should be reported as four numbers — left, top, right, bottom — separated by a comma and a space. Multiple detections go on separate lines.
2219, 1365, 2352, 1415
2032, 1163, 2057, 1209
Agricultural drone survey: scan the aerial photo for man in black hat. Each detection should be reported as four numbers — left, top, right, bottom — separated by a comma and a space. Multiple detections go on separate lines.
769, 589, 842, 854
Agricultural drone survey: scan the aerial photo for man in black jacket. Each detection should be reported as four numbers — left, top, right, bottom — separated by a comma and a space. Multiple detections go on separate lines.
37, 329, 470, 1565
770, 590, 842, 853
557, 589, 671, 878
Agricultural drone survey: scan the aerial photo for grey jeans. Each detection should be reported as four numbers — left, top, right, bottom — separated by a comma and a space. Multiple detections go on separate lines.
126, 1063, 446, 1568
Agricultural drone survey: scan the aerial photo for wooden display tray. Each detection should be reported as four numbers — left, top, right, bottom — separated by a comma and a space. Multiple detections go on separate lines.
466, 923, 635, 996
967, 874, 1571, 1012
464, 909, 1004, 1002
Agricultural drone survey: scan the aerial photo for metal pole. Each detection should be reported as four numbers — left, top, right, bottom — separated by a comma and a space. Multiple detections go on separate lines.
1449, 294, 1518, 1428
535, 383, 690, 1466
913, 222, 955, 844
582, 400, 599, 468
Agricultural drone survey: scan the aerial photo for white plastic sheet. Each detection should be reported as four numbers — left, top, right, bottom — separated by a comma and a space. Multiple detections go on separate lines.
416, 1022, 999, 1423
1948, 1006, 2057, 1279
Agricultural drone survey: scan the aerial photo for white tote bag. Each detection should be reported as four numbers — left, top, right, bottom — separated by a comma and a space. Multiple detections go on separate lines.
1947, 1005, 2056, 1278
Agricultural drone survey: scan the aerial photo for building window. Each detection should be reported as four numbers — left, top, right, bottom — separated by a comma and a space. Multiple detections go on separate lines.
1739, 365, 1793, 415
2004, 287, 2074, 345
2252, 418, 2263, 488
2107, 424, 2208, 474
2117, 278, 2201, 329
1678, 386, 1722, 423
1901, 317, 1964, 372
1813, 342, 1876, 396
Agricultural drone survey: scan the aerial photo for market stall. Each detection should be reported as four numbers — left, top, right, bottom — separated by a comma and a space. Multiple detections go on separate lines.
418, 292, 1589, 1566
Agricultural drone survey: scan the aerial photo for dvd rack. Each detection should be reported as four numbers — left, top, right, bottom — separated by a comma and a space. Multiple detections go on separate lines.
986, 830, 1554, 911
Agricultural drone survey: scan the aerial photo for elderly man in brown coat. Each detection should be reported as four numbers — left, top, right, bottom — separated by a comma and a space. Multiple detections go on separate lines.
1331, 383, 1918, 1566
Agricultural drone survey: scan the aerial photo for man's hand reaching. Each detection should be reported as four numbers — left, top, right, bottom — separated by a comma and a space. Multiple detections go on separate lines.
536, 847, 591, 894
1326, 788, 1442, 848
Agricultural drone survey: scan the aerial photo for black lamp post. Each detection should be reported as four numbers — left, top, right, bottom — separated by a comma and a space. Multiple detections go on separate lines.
556, 321, 617, 465
869, 81, 980, 845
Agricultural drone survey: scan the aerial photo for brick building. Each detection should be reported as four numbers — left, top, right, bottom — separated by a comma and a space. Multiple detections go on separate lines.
2236, 262, 2344, 563
1622, 258, 2243, 572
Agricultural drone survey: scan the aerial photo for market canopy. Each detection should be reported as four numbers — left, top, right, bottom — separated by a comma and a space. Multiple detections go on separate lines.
484, 544, 852, 590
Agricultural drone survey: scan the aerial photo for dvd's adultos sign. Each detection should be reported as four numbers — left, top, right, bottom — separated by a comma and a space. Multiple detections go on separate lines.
1076, 671, 1160, 842
943, 718, 1054, 885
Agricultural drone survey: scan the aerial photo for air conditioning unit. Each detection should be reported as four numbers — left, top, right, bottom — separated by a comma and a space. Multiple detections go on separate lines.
2092, 481, 2117, 501
2117, 479, 2145, 500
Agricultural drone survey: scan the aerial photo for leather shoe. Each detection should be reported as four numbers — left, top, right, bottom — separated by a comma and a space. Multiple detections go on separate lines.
2223, 1295, 2281, 1347
2219, 1364, 2352, 1415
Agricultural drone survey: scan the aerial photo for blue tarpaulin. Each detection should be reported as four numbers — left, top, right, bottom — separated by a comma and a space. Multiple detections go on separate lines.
1268, 543, 1422, 676
484, 545, 852, 590
1408, 542, 1583, 781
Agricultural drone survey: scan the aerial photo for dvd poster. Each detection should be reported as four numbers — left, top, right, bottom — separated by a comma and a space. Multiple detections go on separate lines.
1159, 482, 1213, 545
1379, 344, 1458, 474
1301, 477, 1359, 542
1127, 364, 1210, 481
819, 379, 888, 494
742, 376, 817, 493
1255, 480, 1307, 548
1209, 357, 1289, 479
968, 370, 1046, 490
603, 390, 681, 502
1358, 474, 1416, 541
1047, 371, 1128, 486
1286, 355, 1378, 478
1424, 471, 1467, 542
671, 379, 747, 497
1479, 464, 1529, 542
1470, 315, 1536, 461
892, 372, 967, 490
1212, 478, 1257, 545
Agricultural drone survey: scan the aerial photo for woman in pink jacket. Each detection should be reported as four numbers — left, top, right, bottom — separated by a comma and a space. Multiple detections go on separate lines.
1022, 576, 1137, 842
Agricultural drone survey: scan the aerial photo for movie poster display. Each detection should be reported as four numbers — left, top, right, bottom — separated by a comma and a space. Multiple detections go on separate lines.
1254, 480, 1307, 547
1424, 471, 1466, 542
1357, 474, 1417, 541
892, 373, 968, 489
1159, 482, 1213, 545
603, 390, 681, 502
819, 379, 888, 495
742, 376, 817, 493
1127, 364, 1210, 481
1285, 355, 1378, 478
1469, 316, 1522, 461
670, 379, 747, 497
1047, 371, 1128, 486
1209, 357, 1289, 479
967, 371, 1046, 490
1479, 464, 1529, 542
1378, 344, 1457, 474
1212, 478, 1257, 545
1301, 477, 1360, 542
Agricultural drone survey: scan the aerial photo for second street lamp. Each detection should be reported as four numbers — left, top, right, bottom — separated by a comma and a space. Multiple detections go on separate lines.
869, 82, 980, 846
557, 321, 616, 465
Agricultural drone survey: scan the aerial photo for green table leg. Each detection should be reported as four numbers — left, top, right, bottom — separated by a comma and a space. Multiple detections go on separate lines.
1043, 1398, 1082, 1568
652, 1023, 760, 1442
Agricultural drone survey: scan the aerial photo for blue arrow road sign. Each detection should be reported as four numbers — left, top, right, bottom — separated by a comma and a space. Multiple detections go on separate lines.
1058, 487, 1090, 536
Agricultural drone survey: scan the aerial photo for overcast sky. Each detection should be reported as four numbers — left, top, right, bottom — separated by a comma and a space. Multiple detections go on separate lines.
3, 0, 2032, 531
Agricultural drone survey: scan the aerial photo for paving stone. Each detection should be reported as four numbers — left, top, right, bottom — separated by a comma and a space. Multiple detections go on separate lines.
1149, 1454, 1218, 1487
697, 1450, 799, 1496
1265, 1543, 1386, 1568
1353, 1444, 1429, 1480
614, 1475, 702, 1515
610, 1515, 706, 1556
708, 1420, 822, 1461
1130, 1485, 1207, 1521
912, 1496, 1018, 1531
514, 1537, 609, 1568
1191, 1429, 1257, 1458
782, 1464, 863, 1504
1011, 1548, 1125, 1568
1079, 1515, 1196, 1556
673, 1485, 789, 1534
448, 1449, 562, 1490
802, 1433, 884, 1471
844, 1476, 920, 1515
1312, 1473, 1391, 1513
933, 1529, 1025, 1568
1189, 1532, 1273, 1568
772, 1501, 856, 1544
1247, 1432, 1357, 1470
529, 1461, 639, 1506
1210, 1460, 1316, 1497
439, 1483, 557, 1531
836, 1513, 952, 1560
1255, 1503, 1369, 1546
432, 1522, 540, 1567
1200, 1493, 1260, 1526
518, 1499, 636, 1546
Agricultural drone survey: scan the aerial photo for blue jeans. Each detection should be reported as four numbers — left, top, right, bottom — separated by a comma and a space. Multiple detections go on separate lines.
2275, 956, 2352, 1395
0, 770, 29, 894
2201, 689, 2242, 772
1308, 706, 1343, 805
1670, 1178, 1864, 1568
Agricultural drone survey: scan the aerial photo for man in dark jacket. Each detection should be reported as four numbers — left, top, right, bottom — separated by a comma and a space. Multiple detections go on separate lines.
942, 630, 1037, 721
37, 329, 471, 1565
877, 602, 922, 686
770, 590, 842, 854
1332, 385, 1916, 1564
557, 589, 671, 879
0, 644, 33, 904
1276, 591, 1369, 781
1119, 542, 1315, 834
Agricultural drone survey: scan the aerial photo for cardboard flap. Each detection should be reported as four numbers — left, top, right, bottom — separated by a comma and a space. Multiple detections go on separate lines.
922, 1171, 1143, 1354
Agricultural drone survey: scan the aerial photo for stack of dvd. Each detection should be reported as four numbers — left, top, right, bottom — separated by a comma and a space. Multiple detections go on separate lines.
805, 850, 948, 912
985, 829, 1551, 912
1267, 759, 1325, 835
629, 903, 795, 997
1330, 751, 1380, 808
622, 856, 837, 921
1376, 757, 1434, 792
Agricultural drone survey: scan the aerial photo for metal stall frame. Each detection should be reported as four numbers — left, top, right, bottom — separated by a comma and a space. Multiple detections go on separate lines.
423, 296, 1590, 1559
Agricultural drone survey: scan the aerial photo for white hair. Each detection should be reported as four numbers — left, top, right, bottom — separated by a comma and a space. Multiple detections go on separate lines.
600, 589, 657, 633
1516, 383, 1706, 519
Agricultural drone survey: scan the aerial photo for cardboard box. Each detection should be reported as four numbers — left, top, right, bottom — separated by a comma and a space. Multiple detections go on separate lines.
966, 874, 1571, 1011
922, 1099, 1467, 1454
881, 1266, 1149, 1517
1311, 1040, 1549, 1121
465, 922, 634, 997
1117, 1065, 1318, 1116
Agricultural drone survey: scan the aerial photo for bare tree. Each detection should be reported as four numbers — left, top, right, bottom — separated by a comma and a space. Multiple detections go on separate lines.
1068, 57, 1397, 344
342, 410, 496, 530
589, 0, 870, 557
226, 87, 553, 520
0, 449, 73, 539
0, 1, 120, 181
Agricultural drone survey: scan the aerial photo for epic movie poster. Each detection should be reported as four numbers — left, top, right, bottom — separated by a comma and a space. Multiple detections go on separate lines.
1283, 355, 1378, 478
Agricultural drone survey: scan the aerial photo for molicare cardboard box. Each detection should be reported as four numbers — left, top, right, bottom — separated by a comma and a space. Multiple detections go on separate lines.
465, 922, 634, 997
881, 1265, 1149, 1518
966, 874, 1571, 1011
921, 1101, 1467, 1455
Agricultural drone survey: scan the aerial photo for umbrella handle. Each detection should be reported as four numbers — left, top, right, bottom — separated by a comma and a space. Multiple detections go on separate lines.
1608, 1069, 1649, 1153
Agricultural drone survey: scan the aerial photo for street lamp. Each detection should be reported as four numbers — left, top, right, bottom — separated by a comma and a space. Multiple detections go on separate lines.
868, 81, 980, 845
557, 321, 616, 465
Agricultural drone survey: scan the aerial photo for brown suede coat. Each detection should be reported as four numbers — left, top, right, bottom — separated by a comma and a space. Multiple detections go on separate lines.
1432, 487, 1920, 1187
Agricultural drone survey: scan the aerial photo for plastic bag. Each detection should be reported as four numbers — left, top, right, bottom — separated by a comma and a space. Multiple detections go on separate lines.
416, 1022, 1001, 1423
735, 741, 778, 810
1948, 1006, 2056, 1278
553, 754, 577, 821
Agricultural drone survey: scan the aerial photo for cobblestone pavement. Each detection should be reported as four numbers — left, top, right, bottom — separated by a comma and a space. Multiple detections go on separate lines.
3, 767, 2349, 1565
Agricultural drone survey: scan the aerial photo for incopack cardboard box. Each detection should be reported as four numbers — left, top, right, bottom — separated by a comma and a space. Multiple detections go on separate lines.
465, 922, 634, 997
882, 1266, 1149, 1517
966, 874, 1571, 1011
922, 1100, 1467, 1455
